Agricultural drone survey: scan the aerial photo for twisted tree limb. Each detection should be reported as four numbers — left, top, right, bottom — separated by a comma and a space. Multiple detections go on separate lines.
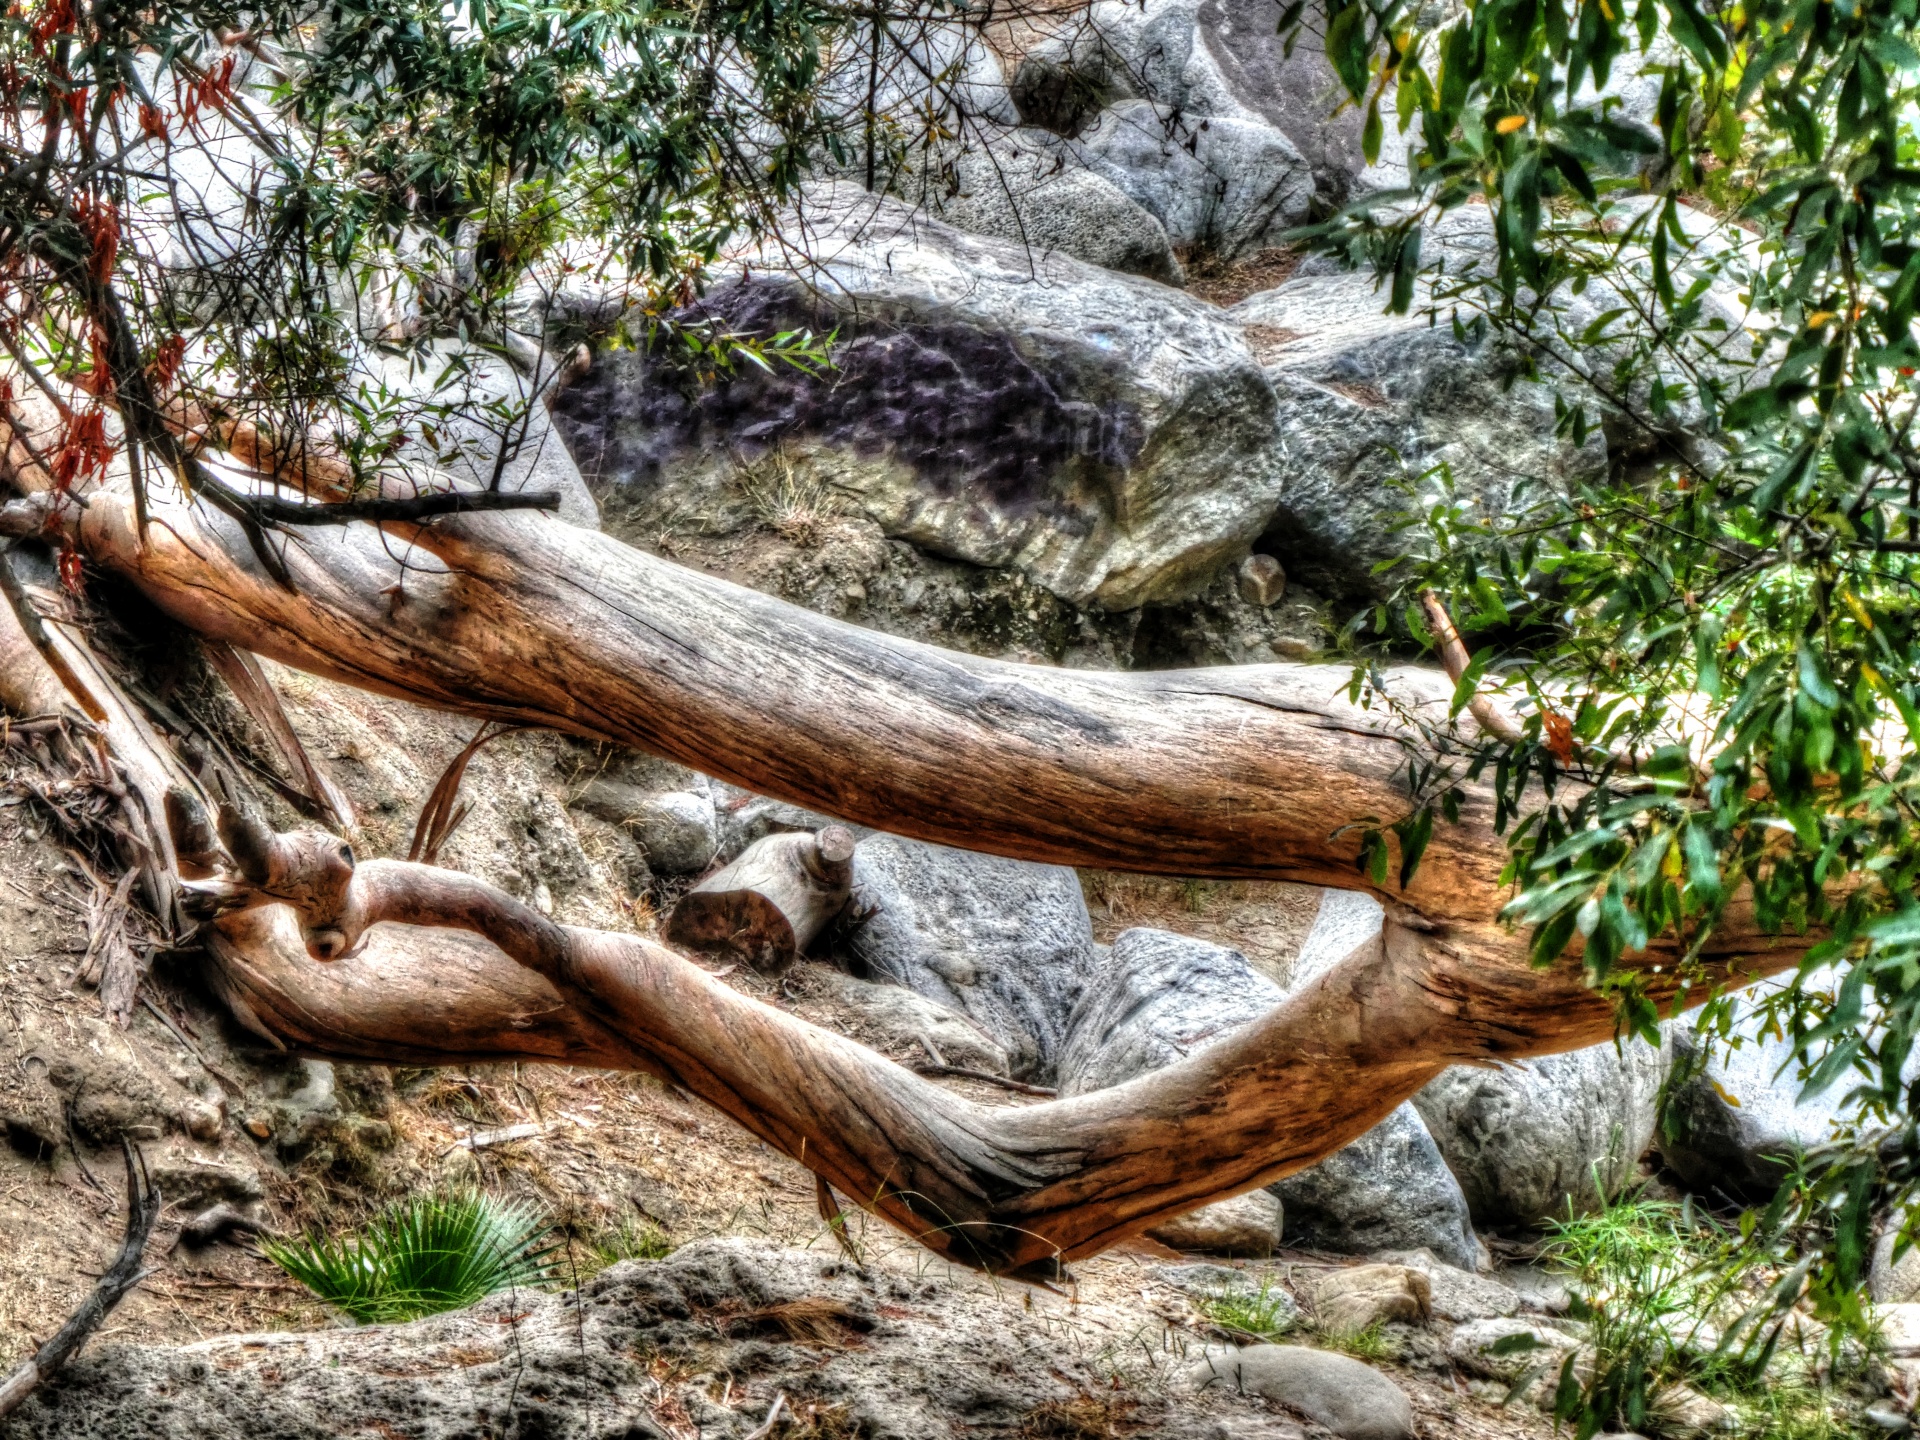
182, 797, 1805, 1274
0, 457, 1815, 1270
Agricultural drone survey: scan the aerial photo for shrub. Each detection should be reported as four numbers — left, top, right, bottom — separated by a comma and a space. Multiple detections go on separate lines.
1544, 1190, 1859, 1439
264, 1189, 558, 1324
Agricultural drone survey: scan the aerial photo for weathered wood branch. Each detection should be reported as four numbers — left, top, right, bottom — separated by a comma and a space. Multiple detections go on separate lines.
667, 826, 856, 974
0, 455, 1817, 1271
0, 1144, 160, 1420
183, 806, 1806, 1274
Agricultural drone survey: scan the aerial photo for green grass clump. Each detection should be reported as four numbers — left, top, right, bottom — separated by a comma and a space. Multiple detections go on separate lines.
264, 1189, 557, 1324
1321, 1322, 1392, 1363
1542, 1189, 1871, 1440
595, 1216, 675, 1267
1194, 1279, 1297, 1343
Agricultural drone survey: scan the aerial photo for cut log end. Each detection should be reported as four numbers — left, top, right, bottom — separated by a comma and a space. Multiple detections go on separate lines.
666, 828, 856, 975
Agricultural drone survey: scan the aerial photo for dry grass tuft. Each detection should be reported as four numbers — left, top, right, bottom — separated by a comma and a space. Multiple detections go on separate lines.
735, 445, 841, 546
1017, 1394, 1141, 1438
716, 1295, 875, 1347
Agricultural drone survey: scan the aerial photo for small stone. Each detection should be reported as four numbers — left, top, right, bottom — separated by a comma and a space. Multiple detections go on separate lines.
1879, 1301, 1920, 1356
844, 583, 867, 605
181, 1099, 225, 1142
1146, 1192, 1283, 1257
1237, 553, 1287, 607
1188, 1344, 1414, 1440
1446, 1317, 1585, 1386
1650, 1383, 1734, 1437
1309, 1264, 1431, 1334
1376, 1249, 1520, 1321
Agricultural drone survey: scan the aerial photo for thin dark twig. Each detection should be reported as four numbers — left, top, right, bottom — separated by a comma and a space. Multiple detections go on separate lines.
0, 1141, 160, 1419
909, 1064, 1057, 1097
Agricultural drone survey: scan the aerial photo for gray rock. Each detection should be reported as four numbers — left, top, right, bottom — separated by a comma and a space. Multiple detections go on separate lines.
1375, 1249, 1520, 1322
1659, 1005, 1846, 1203
929, 134, 1184, 283
1010, 0, 1402, 201
832, 833, 1097, 1081
369, 342, 601, 529
1413, 1034, 1671, 1230
1272, 1103, 1481, 1272
1057, 928, 1279, 1096
570, 778, 719, 876
804, 964, 1012, 1076
1156, 1261, 1264, 1296
1044, 99, 1316, 259
1872, 1221, 1920, 1304
1188, 1344, 1414, 1440
1231, 231, 1606, 599
1146, 1191, 1284, 1257
552, 186, 1284, 610
1447, 1317, 1585, 1387
1059, 926, 1479, 1269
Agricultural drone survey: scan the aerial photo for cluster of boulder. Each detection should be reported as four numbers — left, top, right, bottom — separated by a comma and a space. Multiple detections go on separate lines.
611, 772, 1855, 1274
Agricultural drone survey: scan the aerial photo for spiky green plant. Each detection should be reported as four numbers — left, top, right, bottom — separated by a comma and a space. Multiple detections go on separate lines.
264, 1189, 558, 1324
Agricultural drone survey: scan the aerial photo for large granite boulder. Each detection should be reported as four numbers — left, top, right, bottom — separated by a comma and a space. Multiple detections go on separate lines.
1038, 99, 1316, 259
1008, 0, 1401, 208
1228, 216, 1605, 599
831, 833, 1098, 1081
1059, 925, 1480, 1269
1658, 975, 1850, 1202
925, 133, 1185, 283
1056, 928, 1278, 1095
552, 187, 1283, 610
1413, 1037, 1672, 1230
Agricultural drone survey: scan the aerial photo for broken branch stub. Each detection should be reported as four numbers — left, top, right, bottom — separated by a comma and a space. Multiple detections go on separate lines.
667, 826, 856, 975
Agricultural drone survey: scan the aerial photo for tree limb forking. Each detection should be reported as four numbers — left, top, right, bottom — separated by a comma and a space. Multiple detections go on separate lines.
0, 465, 1815, 1270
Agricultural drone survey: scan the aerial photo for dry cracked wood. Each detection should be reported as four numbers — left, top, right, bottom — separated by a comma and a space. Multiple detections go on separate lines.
189, 806, 1803, 1273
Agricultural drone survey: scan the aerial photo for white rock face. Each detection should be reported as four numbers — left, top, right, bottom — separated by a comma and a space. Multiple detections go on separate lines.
927, 134, 1184, 283
553, 187, 1285, 609
1414, 1036, 1672, 1229
1657, 970, 1853, 1201
1044, 99, 1316, 258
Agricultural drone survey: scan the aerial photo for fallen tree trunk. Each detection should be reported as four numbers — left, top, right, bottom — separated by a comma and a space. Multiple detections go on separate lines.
184, 797, 1802, 1274
0, 456, 1811, 1271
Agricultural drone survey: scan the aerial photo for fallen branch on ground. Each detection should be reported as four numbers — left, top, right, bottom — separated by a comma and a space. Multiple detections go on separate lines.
0, 1143, 160, 1421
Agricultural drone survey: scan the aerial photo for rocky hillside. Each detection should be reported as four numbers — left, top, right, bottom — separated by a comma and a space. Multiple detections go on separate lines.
0, 2, 1902, 1438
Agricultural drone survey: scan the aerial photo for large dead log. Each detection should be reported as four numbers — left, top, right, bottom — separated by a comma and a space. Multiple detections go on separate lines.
178, 804, 1803, 1275
0, 453, 1814, 1271
667, 826, 856, 974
